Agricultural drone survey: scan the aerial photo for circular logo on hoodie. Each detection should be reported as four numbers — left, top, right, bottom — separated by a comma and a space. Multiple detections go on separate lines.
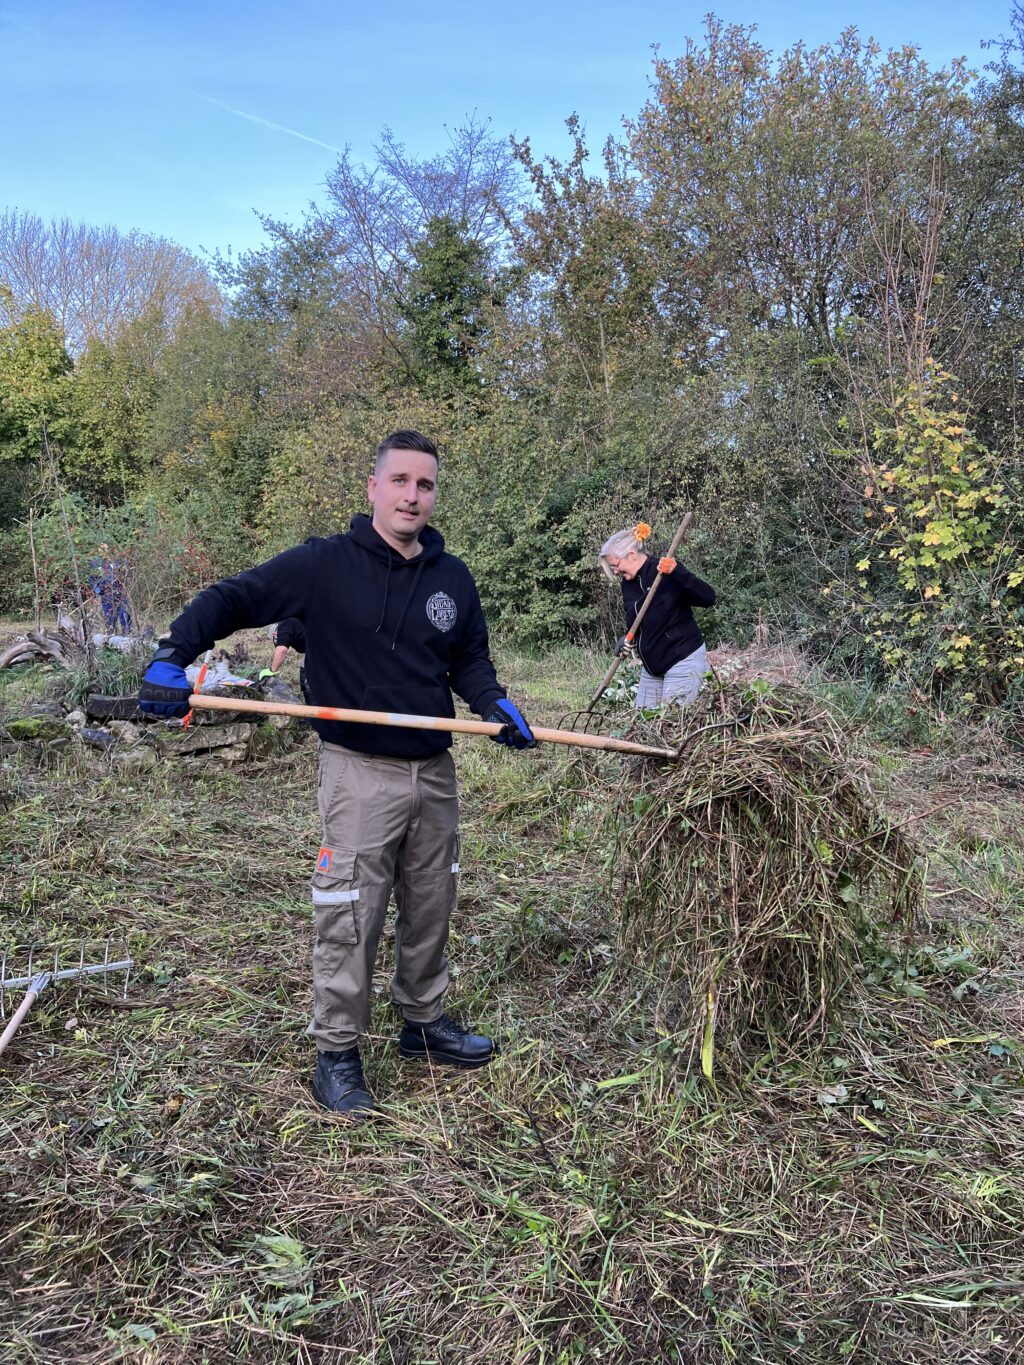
426, 591, 457, 633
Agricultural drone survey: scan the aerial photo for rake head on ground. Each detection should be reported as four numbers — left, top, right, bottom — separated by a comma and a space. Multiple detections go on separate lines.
0, 937, 133, 1056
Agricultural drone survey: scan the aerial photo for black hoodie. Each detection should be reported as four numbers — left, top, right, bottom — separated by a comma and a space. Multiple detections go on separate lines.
162, 516, 506, 758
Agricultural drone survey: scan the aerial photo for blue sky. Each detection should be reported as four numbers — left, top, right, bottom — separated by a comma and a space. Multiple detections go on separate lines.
0, 1, 1015, 265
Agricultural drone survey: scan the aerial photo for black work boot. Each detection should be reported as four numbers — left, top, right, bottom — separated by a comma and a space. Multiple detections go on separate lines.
398, 1014, 496, 1069
311, 1047, 376, 1117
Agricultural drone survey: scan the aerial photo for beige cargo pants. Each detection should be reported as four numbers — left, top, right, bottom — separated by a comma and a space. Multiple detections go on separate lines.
309, 741, 460, 1051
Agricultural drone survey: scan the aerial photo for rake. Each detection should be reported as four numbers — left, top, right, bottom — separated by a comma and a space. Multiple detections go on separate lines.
0, 938, 133, 1058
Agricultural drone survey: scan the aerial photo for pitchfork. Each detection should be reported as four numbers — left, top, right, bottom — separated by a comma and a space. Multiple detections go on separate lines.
188, 695, 681, 760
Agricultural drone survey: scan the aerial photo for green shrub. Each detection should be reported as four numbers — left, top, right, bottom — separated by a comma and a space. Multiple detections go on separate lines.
827, 366, 1024, 704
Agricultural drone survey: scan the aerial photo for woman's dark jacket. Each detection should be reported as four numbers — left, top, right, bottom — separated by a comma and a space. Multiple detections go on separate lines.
621, 555, 716, 677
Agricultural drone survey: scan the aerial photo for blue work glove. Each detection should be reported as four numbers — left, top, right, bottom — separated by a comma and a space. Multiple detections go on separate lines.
139, 658, 192, 718
484, 698, 537, 750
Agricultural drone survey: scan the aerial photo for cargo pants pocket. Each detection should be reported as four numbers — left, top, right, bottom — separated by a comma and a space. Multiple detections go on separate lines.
311, 847, 360, 945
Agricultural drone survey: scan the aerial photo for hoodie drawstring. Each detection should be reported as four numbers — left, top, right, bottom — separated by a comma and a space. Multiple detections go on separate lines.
392, 559, 426, 650
374, 555, 393, 635
374, 551, 426, 649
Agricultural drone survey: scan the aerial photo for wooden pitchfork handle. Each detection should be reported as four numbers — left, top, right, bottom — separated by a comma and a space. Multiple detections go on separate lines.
188, 694, 680, 760
587, 510, 694, 711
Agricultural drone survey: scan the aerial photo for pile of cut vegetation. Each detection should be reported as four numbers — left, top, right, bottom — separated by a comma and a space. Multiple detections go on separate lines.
605, 681, 922, 1074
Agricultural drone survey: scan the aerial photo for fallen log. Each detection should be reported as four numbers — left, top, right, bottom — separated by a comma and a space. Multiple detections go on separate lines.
0, 631, 69, 669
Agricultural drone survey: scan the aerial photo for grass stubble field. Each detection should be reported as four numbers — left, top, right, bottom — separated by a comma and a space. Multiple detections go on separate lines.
1, 632, 1023, 1364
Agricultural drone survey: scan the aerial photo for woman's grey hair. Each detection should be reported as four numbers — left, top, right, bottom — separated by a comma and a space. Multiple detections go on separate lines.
598, 528, 645, 580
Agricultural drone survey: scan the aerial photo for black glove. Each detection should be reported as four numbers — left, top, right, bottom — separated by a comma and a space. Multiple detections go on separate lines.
483, 698, 537, 750
615, 634, 634, 657
139, 652, 191, 718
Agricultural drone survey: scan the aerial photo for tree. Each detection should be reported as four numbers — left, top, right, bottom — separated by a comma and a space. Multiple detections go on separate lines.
314, 117, 520, 372
63, 311, 163, 501
941, 3, 1024, 447
143, 302, 277, 546
833, 364, 1024, 701
397, 216, 493, 392
627, 21, 973, 350
511, 118, 663, 401
0, 210, 220, 353
0, 287, 73, 467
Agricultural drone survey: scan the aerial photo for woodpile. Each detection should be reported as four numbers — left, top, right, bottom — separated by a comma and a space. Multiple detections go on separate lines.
0, 631, 72, 670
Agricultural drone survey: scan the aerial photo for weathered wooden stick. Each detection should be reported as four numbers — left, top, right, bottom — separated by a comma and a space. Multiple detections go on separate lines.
189, 694, 679, 760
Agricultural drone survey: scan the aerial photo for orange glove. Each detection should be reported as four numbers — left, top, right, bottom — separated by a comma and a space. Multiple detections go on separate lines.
658, 556, 677, 575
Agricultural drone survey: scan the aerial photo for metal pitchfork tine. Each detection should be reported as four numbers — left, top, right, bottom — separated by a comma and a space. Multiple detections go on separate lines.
557, 704, 611, 737
0, 937, 133, 1058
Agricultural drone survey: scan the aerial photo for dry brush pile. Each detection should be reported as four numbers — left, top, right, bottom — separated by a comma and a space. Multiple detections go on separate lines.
603, 682, 923, 1074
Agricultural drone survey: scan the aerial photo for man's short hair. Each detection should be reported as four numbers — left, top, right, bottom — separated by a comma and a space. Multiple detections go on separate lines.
375, 429, 440, 473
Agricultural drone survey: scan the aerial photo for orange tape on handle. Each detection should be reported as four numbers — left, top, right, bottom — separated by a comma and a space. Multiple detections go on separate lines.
182, 650, 212, 730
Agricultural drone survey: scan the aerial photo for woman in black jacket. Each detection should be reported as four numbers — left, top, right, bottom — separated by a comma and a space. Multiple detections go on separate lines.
599, 524, 716, 707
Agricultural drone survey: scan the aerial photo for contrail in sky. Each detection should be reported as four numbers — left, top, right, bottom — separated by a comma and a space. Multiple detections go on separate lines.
188, 90, 342, 155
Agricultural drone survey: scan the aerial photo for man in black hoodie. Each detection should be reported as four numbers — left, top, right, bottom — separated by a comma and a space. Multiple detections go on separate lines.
139, 430, 536, 1117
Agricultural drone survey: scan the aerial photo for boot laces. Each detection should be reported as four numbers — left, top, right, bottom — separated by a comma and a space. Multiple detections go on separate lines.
324, 1050, 365, 1084
428, 1014, 465, 1042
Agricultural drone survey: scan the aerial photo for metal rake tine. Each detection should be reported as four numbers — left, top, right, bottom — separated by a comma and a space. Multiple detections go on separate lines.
102, 934, 131, 997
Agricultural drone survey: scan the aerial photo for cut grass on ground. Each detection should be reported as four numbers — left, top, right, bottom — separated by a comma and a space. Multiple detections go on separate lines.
1, 644, 1023, 1363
